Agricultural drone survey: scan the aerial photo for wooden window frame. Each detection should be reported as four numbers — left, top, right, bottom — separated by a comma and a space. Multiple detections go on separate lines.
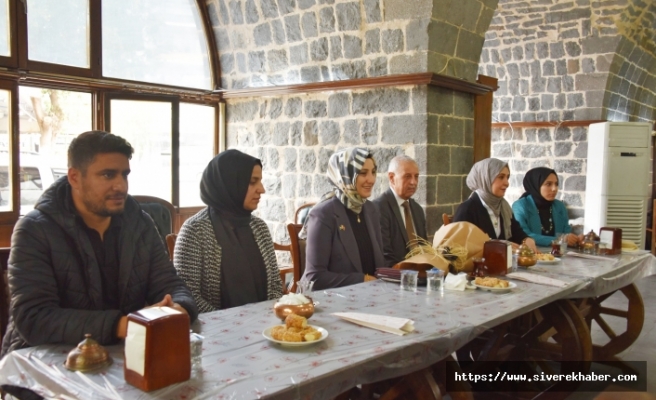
0, 78, 19, 224
0, 0, 221, 229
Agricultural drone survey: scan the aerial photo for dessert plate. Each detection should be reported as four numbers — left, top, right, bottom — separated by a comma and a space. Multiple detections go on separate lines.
262, 325, 328, 347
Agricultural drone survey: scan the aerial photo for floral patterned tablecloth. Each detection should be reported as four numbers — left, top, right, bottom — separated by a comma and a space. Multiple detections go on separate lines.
0, 253, 653, 399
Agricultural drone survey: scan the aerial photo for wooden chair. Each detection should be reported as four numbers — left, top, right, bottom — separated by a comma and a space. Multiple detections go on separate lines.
442, 213, 452, 226
287, 223, 306, 294
294, 203, 315, 225
273, 241, 294, 294
165, 233, 177, 261
133, 195, 177, 257
0, 247, 10, 344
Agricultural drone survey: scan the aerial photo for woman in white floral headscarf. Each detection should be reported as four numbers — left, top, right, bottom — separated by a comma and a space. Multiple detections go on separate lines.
302, 147, 385, 290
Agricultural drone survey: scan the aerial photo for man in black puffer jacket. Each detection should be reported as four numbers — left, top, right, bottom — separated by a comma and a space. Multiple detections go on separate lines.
1, 131, 198, 356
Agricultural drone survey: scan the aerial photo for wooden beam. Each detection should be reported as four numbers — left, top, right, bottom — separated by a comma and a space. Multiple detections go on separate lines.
491, 120, 606, 128
218, 73, 496, 99
474, 75, 498, 162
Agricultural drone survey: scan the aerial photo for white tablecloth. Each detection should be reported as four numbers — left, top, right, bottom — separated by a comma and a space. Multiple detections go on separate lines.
0, 253, 653, 399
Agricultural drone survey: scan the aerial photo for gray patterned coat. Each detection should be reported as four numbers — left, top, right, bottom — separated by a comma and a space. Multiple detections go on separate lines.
173, 208, 283, 313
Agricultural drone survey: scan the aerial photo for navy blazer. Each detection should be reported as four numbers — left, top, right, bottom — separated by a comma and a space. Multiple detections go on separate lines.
372, 188, 427, 267
302, 196, 385, 290
453, 192, 528, 244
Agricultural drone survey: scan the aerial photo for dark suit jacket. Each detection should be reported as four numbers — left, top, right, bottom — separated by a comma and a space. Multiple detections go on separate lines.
453, 192, 528, 244
372, 188, 427, 267
302, 196, 385, 290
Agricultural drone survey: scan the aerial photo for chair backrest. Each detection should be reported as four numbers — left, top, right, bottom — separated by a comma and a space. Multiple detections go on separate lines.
273, 242, 294, 294
294, 203, 316, 225
287, 223, 307, 292
0, 247, 9, 343
442, 213, 453, 226
133, 196, 176, 254
166, 233, 177, 261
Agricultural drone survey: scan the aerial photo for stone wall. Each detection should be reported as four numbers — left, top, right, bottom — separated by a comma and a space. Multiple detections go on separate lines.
207, 0, 497, 246
479, 0, 656, 225
206, 0, 496, 88
225, 84, 475, 243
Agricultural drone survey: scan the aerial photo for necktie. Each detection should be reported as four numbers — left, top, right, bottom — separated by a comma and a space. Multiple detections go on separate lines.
402, 201, 416, 248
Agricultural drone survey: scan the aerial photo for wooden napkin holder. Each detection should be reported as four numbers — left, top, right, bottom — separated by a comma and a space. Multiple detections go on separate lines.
599, 227, 622, 255
483, 240, 512, 276
124, 307, 190, 392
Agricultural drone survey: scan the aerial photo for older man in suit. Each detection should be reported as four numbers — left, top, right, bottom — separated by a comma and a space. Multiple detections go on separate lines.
373, 155, 427, 267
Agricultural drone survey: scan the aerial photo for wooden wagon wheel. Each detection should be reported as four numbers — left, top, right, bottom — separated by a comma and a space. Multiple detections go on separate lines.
457, 300, 591, 399
572, 283, 644, 361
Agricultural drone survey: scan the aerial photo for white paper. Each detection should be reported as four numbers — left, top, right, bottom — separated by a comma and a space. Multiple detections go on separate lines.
565, 251, 612, 261
138, 306, 181, 321
444, 272, 468, 291
124, 322, 146, 376
332, 312, 414, 336
506, 271, 568, 287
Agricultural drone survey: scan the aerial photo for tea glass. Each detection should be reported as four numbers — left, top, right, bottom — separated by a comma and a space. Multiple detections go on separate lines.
190, 332, 203, 372
551, 240, 562, 257
296, 279, 315, 295
426, 269, 445, 294
400, 270, 418, 292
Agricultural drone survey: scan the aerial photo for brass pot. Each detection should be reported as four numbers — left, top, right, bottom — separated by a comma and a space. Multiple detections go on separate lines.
517, 255, 537, 267
516, 243, 537, 267
64, 334, 112, 372
273, 297, 314, 321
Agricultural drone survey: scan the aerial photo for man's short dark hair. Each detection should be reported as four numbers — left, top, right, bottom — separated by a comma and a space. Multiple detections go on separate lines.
68, 131, 134, 173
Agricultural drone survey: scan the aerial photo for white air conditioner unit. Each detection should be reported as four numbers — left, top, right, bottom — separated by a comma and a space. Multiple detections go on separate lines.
584, 122, 651, 248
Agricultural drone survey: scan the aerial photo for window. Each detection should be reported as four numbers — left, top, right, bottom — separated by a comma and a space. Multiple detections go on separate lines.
27, 0, 90, 68
180, 103, 215, 206
16, 86, 92, 214
0, 89, 11, 212
102, 0, 212, 89
0, 0, 9, 57
0, 0, 220, 224
109, 99, 173, 202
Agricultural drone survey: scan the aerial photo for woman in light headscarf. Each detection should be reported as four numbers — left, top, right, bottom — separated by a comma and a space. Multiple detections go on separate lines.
302, 147, 385, 290
453, 158, 538, 252
174, 149, 282, 312
512, 167, 579, 247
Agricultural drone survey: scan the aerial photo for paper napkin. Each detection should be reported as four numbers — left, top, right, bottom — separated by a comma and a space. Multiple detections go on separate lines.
506, 271, 568, 288
444, 272, 468, 291
332, 312, 414, 336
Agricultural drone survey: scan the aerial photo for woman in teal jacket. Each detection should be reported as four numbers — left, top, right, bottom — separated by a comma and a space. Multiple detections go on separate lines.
512, 167, 579, 247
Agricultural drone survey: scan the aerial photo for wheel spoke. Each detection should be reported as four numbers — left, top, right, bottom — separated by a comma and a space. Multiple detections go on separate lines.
593, 315, 617, 339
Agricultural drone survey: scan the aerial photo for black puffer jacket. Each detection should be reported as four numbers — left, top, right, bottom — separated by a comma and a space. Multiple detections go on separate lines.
1, 177, 198, 356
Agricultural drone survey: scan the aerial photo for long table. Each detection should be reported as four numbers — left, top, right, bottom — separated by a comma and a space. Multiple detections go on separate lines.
0, 253, 653, 399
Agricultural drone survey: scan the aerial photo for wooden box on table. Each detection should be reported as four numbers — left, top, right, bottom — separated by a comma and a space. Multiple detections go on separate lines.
124, 307, 190, 392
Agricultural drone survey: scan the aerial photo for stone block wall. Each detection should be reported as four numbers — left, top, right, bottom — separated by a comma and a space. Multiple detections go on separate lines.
606, 37, 656, 122
226, 84, 475, 243
490, 125, 588, 223
479, 0, 656, 225
207, 0, 496, 88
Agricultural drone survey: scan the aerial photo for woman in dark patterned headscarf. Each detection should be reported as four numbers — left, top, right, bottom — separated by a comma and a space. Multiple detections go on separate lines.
302, 147, 385, 290
453, 158, 538, 252
174, 149, 282, 312
512, 167, 579, 247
